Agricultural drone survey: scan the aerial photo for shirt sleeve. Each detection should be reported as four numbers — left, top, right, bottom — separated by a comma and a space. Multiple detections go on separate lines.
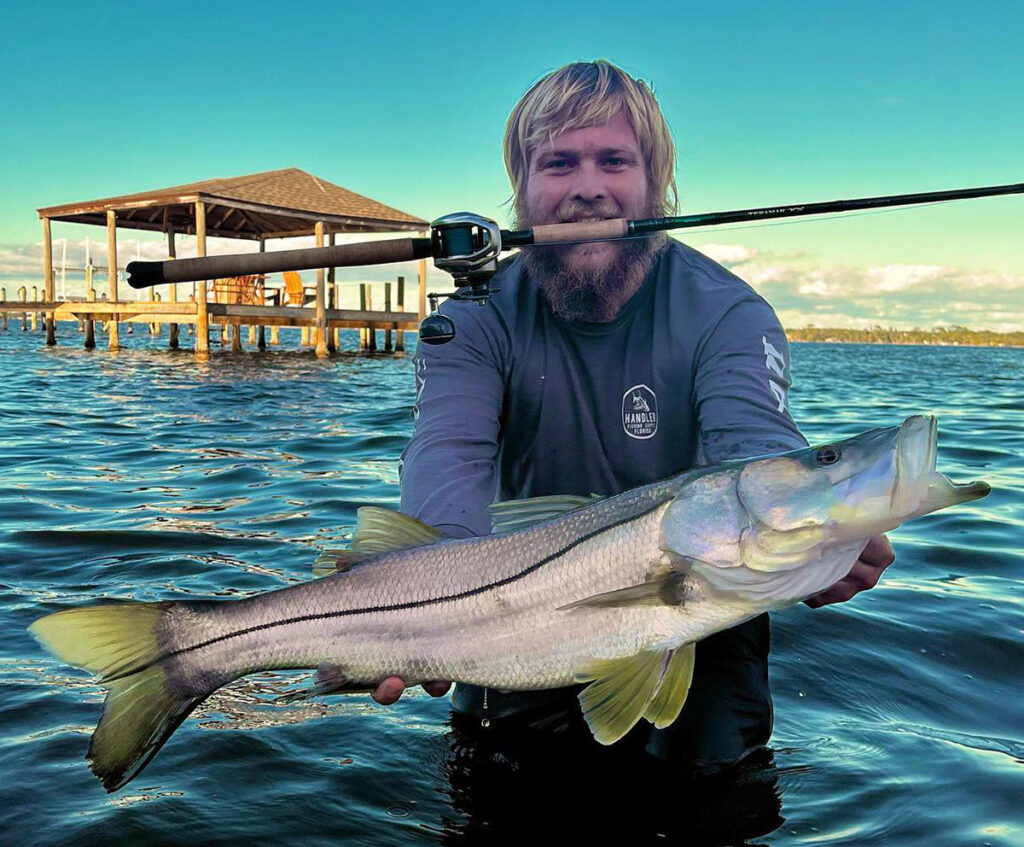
692, 295, 806, 464
398, 303, 509, 538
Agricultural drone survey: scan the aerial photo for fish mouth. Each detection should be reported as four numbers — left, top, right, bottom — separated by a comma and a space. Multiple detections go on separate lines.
893, 415, 990, 516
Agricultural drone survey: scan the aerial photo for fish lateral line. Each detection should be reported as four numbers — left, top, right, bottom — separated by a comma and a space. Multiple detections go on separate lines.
103, 500, 667, 682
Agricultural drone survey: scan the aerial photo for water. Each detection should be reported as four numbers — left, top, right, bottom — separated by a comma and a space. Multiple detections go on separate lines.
1, 328, 1021, 846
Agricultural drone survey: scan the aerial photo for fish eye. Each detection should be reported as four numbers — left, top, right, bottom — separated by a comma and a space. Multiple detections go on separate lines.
816, 445, 842, 465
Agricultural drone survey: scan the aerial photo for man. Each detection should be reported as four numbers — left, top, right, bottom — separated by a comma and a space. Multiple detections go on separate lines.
377, 60, 894, 772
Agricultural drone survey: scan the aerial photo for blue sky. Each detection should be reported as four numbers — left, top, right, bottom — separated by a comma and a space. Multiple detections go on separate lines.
2, 1, 1021, 329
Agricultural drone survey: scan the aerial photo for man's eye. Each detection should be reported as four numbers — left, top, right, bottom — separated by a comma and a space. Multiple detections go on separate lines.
544, 159, 570, 169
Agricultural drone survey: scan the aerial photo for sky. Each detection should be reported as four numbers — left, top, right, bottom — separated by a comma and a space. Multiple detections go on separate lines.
1, 0, 1021, 330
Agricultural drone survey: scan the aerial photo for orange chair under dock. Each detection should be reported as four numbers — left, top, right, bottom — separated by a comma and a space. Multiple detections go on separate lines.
211, 275, 261, 305
282, 271, 316, 306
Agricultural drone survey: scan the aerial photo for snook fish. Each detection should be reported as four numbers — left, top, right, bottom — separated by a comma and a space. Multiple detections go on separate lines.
30, 415, 988, 791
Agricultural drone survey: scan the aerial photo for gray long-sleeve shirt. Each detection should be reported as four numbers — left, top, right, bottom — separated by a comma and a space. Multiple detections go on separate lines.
398, 239, 806, 736
400, 239, 805, 532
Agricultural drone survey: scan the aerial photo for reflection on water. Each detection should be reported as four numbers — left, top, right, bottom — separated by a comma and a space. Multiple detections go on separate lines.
0, 335, 1022, 846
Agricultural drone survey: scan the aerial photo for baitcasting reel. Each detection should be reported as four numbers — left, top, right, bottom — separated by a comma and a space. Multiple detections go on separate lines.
418, 212, 502, 345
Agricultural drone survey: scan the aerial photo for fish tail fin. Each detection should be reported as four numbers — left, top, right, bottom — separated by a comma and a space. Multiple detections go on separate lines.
29, 601, 215, 792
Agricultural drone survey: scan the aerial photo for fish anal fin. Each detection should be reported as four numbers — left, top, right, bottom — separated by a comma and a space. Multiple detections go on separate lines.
558, 572, 687, 611
575, 650, 671, 745
277, 664, 371, 703
642, 643, 696, 728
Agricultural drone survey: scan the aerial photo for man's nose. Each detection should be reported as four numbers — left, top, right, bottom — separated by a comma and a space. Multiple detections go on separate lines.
570, 161, 606, 201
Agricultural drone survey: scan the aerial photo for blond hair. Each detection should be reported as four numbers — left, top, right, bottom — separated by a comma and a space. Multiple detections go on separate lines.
503, 60, 678, 217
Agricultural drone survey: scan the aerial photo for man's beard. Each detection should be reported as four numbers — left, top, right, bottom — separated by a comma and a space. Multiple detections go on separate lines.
516, 199, 666, 323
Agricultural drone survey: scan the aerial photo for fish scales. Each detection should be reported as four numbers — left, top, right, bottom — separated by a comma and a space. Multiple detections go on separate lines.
162, 478, 695, 691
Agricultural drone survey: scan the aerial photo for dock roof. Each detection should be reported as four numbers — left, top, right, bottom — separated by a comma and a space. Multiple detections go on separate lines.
36, 168, 429, 240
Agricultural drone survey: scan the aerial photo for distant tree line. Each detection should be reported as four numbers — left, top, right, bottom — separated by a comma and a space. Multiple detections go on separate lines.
786, 325, 1024, 347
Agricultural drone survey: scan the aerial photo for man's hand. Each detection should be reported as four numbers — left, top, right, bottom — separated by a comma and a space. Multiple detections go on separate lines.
803, 533, 895, 609
371, 676, 451, 705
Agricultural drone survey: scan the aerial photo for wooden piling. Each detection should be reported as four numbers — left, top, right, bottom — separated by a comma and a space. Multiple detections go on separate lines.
358, 284, 367, 350
106, 210, 120, 349
1, 287, 6, 331
384, 282, 393, 352
257, 240, 267, 350
418, 230, 428, 322
269, 265, 279, 344
84, 286, 96, 349
366, 283, 377, 352
396, 276, 405, 352
327, 232, 336, 353
314, 221, 328, 357
195, 202, 209, 353
167, 227, 179, 349
42, 217, 56, 345
19, 287, 27, 331
30, 287, 38, 332
149, 285, 160, 335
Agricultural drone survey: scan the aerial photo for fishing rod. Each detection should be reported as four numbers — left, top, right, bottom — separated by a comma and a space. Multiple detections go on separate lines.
126, 181, 1024, 344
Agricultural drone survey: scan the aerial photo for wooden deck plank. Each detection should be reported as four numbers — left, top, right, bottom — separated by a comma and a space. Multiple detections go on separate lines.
2, 301, 419, 333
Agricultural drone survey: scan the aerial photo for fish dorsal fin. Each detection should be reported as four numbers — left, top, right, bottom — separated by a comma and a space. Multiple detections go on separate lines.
558, 572, 687, 611
488, 494, 603, 534
351, 506, 444, 554
642, 644, 696, 728
575, 649, 673, 745
312, 509, 442, 577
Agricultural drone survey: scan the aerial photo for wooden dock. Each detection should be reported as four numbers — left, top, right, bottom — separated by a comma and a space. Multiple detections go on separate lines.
31, 168, 432, 356
0, 278, 418, 354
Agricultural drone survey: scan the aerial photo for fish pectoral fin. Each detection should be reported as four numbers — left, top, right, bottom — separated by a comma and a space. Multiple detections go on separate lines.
276, 664, 372, 703
575, 649, 673, 744
312, 550, 370, 578
557, 573, 686, 611
642, 643, 696, 728
350, 507, 444, 554
488, 493, 604, 534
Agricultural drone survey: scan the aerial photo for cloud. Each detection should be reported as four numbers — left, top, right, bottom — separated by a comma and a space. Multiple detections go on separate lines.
685, 239, 1024, 332
698, 243, 759, 266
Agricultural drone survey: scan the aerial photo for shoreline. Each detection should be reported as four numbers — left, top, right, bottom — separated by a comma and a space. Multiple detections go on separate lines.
788, 338, 1024, 349
786, 329, 1023, 349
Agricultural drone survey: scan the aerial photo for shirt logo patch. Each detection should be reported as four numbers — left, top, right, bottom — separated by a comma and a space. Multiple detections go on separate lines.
622, 384, 658, 440
761, 335, 788, 412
